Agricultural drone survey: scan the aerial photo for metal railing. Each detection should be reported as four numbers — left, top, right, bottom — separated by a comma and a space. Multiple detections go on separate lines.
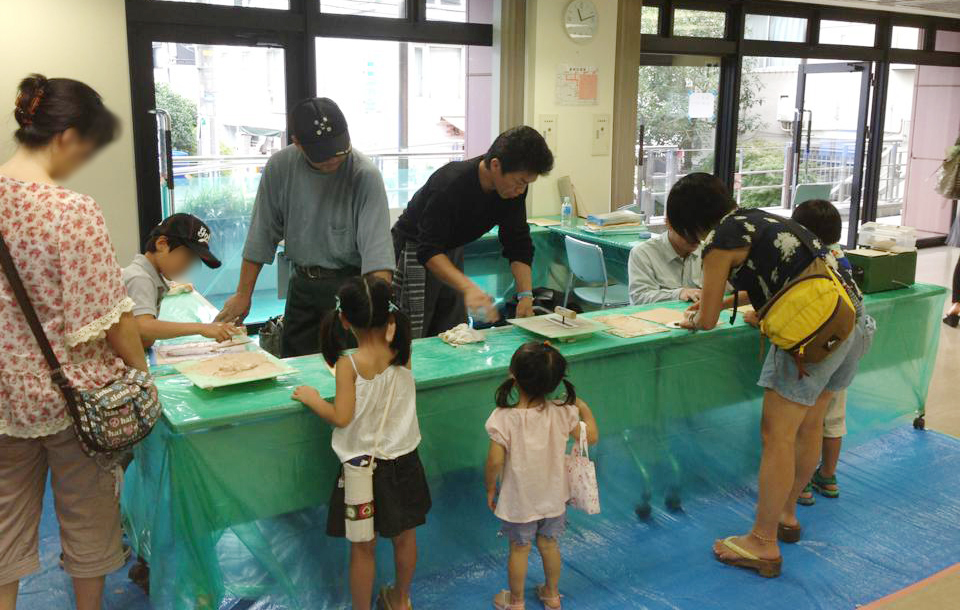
170, 149, 465, 211
635, 140, 908, 217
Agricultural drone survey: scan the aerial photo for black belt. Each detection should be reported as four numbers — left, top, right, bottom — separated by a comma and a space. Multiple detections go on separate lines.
293, 264, 360, 280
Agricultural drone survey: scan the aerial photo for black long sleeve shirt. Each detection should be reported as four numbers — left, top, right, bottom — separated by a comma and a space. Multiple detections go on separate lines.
392, 157, 534, 267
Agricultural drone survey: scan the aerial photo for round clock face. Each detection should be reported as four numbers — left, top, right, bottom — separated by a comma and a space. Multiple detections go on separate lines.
564, 0, 598, 43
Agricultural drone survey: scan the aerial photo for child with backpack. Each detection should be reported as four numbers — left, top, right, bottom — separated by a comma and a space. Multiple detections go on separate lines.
291, 276, 428, 610
792, 200, 852, 504
484, 342, 598, 610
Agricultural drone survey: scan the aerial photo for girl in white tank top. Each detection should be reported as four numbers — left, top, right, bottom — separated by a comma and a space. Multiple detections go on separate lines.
292, 276, 427, 610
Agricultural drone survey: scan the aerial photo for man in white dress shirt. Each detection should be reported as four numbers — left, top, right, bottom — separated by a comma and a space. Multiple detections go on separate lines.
627, 224, 703, 305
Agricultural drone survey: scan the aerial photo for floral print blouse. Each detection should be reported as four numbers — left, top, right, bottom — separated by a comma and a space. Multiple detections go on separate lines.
0, 176, 133, 438
702, 208, 859, 310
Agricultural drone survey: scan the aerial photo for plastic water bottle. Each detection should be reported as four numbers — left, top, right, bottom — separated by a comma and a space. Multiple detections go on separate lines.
561, 196, 573, 228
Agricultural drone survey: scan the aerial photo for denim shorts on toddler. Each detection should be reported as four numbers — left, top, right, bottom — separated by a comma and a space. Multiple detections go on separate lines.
500, 513, 566, 546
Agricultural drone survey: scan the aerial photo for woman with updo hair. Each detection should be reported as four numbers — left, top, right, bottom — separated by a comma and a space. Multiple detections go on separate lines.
0, 74, 147, 610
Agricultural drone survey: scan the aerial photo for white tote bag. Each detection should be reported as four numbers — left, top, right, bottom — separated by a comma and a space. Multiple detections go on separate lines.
565, 421, 600, 514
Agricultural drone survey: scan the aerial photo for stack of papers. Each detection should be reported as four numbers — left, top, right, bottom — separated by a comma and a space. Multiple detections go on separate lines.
586, 210, 645, 226
582, 223, 649, 236
582, 210, 648, 236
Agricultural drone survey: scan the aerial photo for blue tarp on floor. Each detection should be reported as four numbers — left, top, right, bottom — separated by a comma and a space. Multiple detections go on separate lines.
17, 425, 960, 609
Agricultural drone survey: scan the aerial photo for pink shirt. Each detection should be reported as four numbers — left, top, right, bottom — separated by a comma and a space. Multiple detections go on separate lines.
0, 177, 133, 438
485, 402, 580, 524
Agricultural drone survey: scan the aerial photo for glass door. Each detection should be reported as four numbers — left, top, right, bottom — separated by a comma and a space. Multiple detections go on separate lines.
150, 41, 288, 322
636, 54, 721, 218
791, 61, 872, 248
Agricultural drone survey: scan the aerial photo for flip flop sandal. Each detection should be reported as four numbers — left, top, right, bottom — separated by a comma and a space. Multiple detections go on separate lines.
777, 522, 802, 543
797, 483, 816, 506
536, 584, 562, 609
811, 468, 840, 498
715, 537, 782, 578
378, 586, 413, 610
493, 590, 525, 610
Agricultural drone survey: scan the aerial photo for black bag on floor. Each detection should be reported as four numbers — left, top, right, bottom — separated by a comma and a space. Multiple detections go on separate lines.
258, 315, 284, 358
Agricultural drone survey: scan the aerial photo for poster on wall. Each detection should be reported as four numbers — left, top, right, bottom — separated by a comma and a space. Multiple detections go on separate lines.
556, 65, 599, 106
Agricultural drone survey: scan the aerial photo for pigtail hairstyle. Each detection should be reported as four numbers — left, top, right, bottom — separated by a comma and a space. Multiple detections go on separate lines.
388, 304, 413, 367
495, 341, 577, 408
13, 74, 119, 149
494, 377, 517, 409
319, 276, 411, 367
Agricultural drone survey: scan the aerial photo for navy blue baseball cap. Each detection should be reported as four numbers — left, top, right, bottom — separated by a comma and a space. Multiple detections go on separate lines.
291, 97, 351, 163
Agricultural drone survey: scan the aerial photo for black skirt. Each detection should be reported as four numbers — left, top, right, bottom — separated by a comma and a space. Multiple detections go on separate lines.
326, 448, 432, 539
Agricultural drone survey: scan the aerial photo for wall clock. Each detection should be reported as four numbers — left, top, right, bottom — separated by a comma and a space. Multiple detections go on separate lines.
564, 0, 598, 44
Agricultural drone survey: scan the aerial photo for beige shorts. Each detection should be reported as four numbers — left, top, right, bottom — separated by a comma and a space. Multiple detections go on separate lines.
0, 427, 125, 585
823, 389, 848, 438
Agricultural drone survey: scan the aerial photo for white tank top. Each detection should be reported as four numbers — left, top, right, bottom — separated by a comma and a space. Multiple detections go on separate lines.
331, 355, 420, 463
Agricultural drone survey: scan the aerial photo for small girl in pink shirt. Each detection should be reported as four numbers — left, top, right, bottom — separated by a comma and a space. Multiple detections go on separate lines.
485, 342, 599, 610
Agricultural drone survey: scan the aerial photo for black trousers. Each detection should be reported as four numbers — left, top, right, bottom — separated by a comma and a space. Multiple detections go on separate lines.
953, 255, 959, 303
280, 268, 359, 358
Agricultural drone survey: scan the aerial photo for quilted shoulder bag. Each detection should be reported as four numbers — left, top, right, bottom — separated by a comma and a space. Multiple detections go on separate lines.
0, 230, 160, 458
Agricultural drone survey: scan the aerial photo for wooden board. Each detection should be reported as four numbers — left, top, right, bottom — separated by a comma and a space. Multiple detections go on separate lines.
154, 336, 253, 365
593, 315, 670, 338
507, 314, 608, 341
631, 308, 686, 327
175, 350, 297, 390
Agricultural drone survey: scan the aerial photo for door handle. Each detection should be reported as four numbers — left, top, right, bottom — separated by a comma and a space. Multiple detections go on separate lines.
804, 110, 812, 156
637, 124, 645, 166
150, 109, 174, 192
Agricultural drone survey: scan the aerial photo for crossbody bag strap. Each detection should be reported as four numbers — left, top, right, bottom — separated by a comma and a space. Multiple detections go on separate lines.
757, 209, 823, 260
368, 365, 402, 470
728, 210, 827, 326
0, 231, 73, 398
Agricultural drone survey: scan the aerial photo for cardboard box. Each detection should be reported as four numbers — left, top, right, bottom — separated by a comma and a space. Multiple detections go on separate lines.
845, 249, 917, 294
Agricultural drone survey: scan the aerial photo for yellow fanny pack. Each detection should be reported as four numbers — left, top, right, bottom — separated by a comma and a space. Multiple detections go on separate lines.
757, 257, 856, 366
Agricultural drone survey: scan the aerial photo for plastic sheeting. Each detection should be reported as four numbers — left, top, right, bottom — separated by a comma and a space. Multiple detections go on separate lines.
27, 427, 960, 610
120, 284, 947, 609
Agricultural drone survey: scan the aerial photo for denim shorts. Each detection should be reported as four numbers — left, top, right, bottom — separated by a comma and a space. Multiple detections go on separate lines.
758, 314, 876, 407
500, 513, 566, 546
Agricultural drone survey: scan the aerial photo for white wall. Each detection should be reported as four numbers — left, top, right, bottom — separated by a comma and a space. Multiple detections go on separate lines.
524, 0, 618, 217
902, 31, 960, 234
0, 0, 139, 263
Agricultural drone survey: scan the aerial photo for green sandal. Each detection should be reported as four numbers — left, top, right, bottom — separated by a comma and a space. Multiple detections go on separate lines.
797, 483, 816, 506
811, 468, 839, 499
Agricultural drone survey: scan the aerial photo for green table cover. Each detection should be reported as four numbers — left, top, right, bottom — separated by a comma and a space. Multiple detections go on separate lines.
123, 284, 946, 609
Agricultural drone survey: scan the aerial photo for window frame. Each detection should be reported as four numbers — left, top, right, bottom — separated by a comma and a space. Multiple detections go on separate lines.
616, 0, 960, 242
125, 0, 492, 250
125, 0, 492, 327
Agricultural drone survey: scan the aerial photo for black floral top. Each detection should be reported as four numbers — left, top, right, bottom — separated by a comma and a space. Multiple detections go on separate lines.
702, 208, 860, 310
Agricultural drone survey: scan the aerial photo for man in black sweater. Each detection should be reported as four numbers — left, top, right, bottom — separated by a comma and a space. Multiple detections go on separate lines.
392, 126, 554, 337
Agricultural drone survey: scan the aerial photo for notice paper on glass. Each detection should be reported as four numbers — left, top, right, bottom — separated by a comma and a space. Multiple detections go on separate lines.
556, 65, 599, 106
688, 91, 716, 119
